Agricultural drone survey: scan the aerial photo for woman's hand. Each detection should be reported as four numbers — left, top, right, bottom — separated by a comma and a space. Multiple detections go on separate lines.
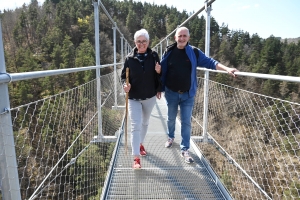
156, 92, 161, 100
123, 83, 131, 93
155, 62, 161, 74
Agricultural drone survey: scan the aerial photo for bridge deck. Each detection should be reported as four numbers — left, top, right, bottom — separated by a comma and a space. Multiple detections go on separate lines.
104, 98, 230, 199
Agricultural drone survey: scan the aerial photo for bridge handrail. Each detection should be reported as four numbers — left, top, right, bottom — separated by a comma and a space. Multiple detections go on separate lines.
0, 63, 123, 83
197, 68, 300, 83
2, 62, 299, 84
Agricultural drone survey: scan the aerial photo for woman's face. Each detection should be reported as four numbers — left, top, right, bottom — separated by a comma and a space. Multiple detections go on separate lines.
135, 36, 149, 53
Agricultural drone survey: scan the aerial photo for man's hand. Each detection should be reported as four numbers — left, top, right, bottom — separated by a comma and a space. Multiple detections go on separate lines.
227, 68, 239, 78
216, 63, 239, 78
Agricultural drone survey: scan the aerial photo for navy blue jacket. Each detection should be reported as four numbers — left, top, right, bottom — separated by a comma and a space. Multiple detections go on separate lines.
161, 42, 218, 97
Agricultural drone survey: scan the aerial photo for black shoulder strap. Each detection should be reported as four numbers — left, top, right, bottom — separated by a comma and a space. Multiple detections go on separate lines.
152, 51, 156, 59
152, 51, 160, 64
192, 46, 199, 60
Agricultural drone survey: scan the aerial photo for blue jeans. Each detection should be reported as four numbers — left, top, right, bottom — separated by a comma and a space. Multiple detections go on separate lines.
164, 86, 195, 151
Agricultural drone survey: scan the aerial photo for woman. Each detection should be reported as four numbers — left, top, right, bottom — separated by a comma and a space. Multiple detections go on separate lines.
121, 29, 161, 169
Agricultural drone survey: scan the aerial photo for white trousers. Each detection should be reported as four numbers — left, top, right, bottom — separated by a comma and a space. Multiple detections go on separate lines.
128, 96, 156, 156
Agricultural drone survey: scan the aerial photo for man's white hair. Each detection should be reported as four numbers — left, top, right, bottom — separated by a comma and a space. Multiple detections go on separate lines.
175, 27, 190, 36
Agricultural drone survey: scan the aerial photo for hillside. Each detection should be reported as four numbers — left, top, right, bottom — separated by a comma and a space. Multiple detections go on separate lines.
280, 37, 300, 44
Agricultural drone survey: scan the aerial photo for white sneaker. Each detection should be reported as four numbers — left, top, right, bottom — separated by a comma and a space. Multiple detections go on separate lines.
181, 150, 194, 163
165, 138, 174, 148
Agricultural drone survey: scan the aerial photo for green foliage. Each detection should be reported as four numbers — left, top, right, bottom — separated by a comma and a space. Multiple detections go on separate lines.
51, 44, 63, 68
263, 79, 278, 96
126, 9, 139, 31
61, 35, 75, 68
12, 11, 27, 47
221, 170, 233, 191
3, 0, 300, 106
234, 39, 245, 65
42, 27, 64, 59
189, 15, 205, 47
75, 38, 95, 84
281, 133, 300, 156
283, 181, 300, 199
218, 37, 231, 63
215, 73, 230, 85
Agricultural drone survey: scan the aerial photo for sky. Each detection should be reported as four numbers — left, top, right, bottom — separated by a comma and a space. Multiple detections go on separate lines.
0, 0, 299, 39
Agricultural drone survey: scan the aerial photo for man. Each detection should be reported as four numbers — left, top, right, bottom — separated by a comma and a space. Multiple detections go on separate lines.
160, 26, 238, 163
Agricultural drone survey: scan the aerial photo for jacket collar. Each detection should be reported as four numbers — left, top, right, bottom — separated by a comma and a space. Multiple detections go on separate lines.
164, 42, 190, 54
128, 47, 152, 58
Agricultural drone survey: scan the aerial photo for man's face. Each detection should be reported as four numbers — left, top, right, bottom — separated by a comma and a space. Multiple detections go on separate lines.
174, 29, 190, 49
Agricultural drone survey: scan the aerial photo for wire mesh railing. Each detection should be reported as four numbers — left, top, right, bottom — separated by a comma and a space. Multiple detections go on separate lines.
0, 70, 125, 199
1, 69, 300, 199
191, 76, 300, 200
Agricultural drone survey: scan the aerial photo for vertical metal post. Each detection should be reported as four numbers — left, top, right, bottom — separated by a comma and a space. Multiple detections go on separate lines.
124, 41, 127, 56
202, 1, 211, 142
160, 43, 162, 58
120, 36, 125, 96
127, 42, 130, 55
113, 23, 117, 107
94, 1, 103, 140
120, 35, 124, 63
0, 18, 22, 200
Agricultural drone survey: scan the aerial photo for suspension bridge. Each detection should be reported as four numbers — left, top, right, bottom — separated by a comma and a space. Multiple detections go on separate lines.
1, 0, 300, 199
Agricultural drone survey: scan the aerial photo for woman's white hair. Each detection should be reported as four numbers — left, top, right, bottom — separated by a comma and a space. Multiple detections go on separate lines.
134, 29, 149, 41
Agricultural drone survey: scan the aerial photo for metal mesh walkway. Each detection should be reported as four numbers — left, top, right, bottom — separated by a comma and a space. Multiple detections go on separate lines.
104, 98, 230, 199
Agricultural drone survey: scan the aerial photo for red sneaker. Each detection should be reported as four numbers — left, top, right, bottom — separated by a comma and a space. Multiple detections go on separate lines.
133, 158, 141, 169
140, 144, 147, 156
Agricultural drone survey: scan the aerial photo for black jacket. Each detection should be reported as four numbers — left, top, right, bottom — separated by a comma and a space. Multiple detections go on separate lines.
121, 47, 161, 100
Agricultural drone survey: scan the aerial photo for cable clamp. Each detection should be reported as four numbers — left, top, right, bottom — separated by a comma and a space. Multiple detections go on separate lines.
0, 72, 12, 83
0, 107, 10, 115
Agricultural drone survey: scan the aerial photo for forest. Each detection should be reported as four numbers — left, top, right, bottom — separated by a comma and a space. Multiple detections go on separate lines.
0, 0, 299, 108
